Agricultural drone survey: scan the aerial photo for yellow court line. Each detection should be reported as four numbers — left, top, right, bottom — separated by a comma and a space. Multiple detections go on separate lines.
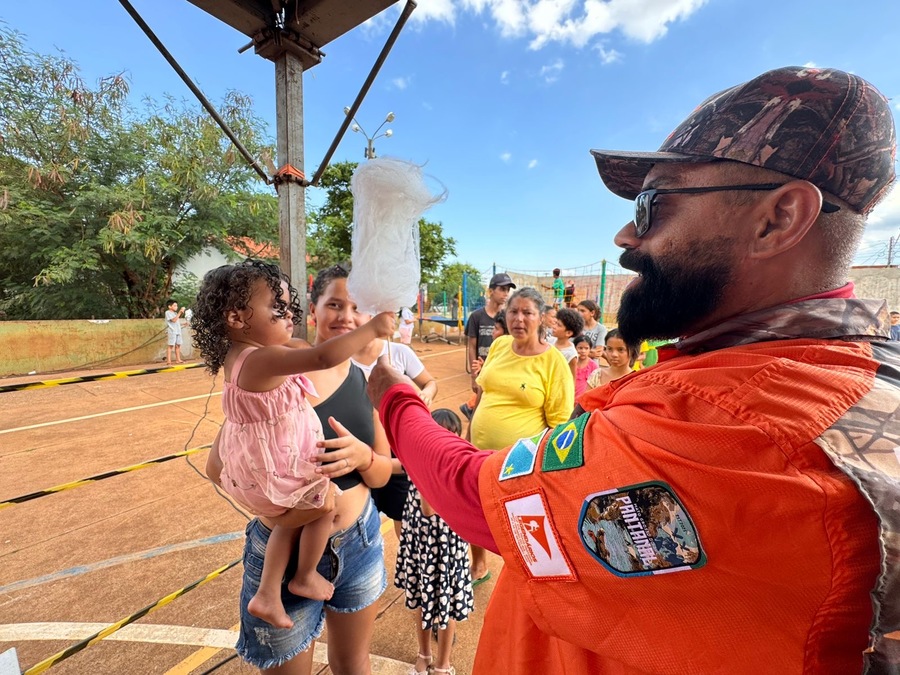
0, 392, 222, 436
165, 517, 393, 674
163, 623, 240, 675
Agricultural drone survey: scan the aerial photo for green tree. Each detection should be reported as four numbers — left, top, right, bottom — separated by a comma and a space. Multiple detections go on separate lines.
306, 160, 456, 281
431, 261, 483, 308
0, 26, 278, 319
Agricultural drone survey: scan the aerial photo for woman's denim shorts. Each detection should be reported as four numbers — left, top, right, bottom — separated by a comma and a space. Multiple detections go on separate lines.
235, 497, 387, 669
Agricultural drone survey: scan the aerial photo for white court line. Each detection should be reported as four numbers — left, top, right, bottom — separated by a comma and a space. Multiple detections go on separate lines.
1, 348, 465, 437
1, 623, 412, 673
418, 347, 465, 359
0, 393, 222, 436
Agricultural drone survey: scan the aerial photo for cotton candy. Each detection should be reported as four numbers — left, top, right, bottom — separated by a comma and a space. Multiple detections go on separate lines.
347, 158, 444, 314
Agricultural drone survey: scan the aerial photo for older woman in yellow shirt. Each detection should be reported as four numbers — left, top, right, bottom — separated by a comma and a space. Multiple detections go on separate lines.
468, 286, 574, 581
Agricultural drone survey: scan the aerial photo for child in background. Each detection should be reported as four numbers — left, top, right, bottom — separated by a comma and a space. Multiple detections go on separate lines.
194, 259, 394, 629
542, 305, 558, 345
395, 409, 474, 675
469, 310, 507, 379
164, 298, 185, 365
587, 328, 639, 389
462, 310, 507, 419
399, 306, 415, 345
553, 307, 584, 379
573, 335, 599, 399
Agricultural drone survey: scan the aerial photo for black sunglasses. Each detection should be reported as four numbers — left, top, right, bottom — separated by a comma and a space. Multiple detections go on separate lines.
633, 183, 840, 237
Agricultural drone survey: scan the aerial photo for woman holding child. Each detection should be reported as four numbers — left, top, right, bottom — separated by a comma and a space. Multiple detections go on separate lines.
213, 263, 395, 675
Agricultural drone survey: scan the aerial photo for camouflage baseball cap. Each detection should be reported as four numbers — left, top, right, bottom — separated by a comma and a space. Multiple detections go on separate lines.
591, 66, 896, 214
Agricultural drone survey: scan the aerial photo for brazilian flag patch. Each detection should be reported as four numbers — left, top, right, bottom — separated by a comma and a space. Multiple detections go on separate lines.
541, 413, 588, 472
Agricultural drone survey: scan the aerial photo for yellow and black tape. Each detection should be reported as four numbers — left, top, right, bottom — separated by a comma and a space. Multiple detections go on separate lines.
0, 446, 210, 511
0, 362, 205, 394
23, 558, 241, 675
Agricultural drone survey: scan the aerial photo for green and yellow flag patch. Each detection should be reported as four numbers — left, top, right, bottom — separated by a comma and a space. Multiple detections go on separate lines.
541, 413, 588, 472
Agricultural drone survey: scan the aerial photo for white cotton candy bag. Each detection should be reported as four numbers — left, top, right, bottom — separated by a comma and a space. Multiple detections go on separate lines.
347, 158, 444, 314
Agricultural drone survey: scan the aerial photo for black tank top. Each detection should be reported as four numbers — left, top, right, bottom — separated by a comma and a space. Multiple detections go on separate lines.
314, 364, 374, 491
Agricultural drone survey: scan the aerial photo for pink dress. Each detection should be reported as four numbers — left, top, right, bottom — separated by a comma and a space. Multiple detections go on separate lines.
575, 359, 599, 399
218, 347, 328, 518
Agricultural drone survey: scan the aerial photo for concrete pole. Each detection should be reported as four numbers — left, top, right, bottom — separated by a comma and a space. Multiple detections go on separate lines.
275, 51, 308, 339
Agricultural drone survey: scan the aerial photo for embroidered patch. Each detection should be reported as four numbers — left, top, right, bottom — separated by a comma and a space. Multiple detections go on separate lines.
503, 490, 574, 579
499, 429, 548, 481
541, 413, 588, 472
578, 481, 705, 577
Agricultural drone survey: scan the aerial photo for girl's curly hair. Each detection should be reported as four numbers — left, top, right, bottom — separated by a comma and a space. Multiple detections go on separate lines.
191, 259, 302, 374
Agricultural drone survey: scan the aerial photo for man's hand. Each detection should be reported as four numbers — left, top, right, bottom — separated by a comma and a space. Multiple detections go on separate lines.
367, 355, 413, 409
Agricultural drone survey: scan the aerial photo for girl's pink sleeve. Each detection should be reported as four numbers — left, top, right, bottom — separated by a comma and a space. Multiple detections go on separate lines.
379, 384, 498, 553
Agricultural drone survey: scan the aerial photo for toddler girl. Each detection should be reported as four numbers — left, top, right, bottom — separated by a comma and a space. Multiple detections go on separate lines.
573, 334, 599, 398
587, 329, 639, 389
395, 409, 474, 675
193, 259, 394, 629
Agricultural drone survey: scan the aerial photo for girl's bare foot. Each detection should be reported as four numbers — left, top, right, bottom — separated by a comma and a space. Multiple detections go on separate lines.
247, 593, 293, 629
288, 571, 334, 601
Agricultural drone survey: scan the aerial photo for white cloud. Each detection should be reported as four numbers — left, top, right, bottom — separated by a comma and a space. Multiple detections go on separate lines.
527, 158, 539, 169
391, 77, 410, 90
594, 44, 623, 64
540, 58, 564, 83
500, 151, 512, 162
405, 0, 709, 49
500, 70, 510, 84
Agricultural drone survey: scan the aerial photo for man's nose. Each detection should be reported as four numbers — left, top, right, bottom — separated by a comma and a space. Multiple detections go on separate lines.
613, 221, 640, 249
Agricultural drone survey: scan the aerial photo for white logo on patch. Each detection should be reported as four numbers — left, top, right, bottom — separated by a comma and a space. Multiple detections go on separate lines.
504, 492, 573, 578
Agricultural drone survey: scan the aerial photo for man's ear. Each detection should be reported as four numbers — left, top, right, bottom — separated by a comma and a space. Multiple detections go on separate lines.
748, 181, 822, 259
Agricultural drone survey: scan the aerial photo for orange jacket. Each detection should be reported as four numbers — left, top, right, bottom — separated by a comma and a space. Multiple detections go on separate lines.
477, 338, 882, 674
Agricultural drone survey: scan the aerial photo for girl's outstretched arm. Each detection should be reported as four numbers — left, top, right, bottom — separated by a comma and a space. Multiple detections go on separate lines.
238, 312, 395, 390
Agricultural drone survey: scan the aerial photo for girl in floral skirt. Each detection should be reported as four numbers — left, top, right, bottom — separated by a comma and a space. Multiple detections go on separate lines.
395, 409, 474, 675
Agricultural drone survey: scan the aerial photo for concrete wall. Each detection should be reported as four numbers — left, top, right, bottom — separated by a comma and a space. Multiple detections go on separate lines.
0, 320, 193, 377
0, 318, 461, 378
849, 267, 900, 310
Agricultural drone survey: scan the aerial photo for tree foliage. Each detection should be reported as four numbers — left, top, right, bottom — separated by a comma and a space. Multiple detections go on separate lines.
306, 161, 457, 282
0, 26, 278, 319
429, 261, 484, 308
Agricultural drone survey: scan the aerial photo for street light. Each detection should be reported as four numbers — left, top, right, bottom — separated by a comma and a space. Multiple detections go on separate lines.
343, 107, 395, 159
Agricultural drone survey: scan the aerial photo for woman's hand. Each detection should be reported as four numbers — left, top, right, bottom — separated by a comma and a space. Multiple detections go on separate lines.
314, 416, 373, 478
471, 357, 484, 377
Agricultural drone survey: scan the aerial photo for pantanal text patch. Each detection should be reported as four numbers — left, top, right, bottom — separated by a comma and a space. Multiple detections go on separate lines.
578, 481, 705, 577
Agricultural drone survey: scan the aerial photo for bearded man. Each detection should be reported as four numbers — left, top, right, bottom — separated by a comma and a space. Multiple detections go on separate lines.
369, 67, 900, 674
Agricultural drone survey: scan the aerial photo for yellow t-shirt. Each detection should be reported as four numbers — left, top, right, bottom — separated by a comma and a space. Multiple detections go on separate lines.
471, 335, 574, 451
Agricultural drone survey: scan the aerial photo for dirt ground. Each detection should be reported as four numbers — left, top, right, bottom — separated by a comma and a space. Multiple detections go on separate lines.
0, 335, 503, 675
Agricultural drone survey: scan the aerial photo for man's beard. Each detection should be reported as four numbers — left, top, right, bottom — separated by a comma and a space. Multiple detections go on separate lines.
616, 248, 732, 345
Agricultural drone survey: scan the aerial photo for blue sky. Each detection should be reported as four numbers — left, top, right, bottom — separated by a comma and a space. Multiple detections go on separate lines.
4, 0, 900, 277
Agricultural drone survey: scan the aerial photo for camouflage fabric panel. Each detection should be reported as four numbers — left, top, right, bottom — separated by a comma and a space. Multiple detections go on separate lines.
814, 341, 900, 674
